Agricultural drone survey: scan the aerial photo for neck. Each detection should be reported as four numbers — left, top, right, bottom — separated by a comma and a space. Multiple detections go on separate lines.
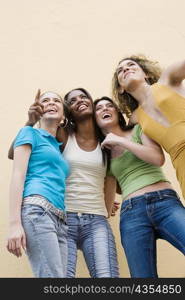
128, 81, 152, 106
40, 120, 60, 137
75, 117, 96, 139
103, 124, 124, 136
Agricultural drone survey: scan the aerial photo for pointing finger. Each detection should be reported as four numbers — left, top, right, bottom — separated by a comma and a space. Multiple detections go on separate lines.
35, 89, 41, 104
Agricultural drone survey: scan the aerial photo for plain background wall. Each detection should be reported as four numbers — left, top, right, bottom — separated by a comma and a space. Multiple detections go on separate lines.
0, 0, 185, 277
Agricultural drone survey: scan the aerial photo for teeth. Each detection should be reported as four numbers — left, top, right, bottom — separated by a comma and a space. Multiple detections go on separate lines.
78, 104, 87, 110
103, 114, 111, 119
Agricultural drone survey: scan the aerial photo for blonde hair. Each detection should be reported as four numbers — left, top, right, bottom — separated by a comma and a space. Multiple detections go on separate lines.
112, 54, 162, 117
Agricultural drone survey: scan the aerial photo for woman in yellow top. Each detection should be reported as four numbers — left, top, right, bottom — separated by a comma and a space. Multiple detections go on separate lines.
112, 55, 185, 199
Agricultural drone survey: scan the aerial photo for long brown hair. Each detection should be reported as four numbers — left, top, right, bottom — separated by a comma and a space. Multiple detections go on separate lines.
112, 55, 161, 117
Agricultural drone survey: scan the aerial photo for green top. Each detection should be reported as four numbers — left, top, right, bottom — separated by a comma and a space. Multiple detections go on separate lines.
109, 124, 169, 199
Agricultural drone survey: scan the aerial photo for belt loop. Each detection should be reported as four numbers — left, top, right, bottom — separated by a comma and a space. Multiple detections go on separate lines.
128, 198, 132, 208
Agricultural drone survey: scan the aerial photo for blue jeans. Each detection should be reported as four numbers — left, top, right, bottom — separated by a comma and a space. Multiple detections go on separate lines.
21, 204, 68, 277
120, 189, 185, 278
66, 212, 119, 277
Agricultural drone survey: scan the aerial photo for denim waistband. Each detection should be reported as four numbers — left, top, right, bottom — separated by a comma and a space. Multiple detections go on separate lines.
123, 189, 179, 206
23, 195, 67, 222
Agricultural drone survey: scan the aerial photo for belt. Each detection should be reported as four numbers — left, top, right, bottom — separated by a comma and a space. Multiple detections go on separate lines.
23, 195, 67, 223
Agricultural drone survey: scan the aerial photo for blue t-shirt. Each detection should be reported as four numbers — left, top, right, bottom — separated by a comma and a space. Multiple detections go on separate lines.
14, 126, 70, 211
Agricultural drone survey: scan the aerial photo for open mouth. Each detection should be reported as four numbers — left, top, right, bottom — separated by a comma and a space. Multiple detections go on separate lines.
44, 108, 57, 113
77, 104, 88, 111
102, 113, 112, 119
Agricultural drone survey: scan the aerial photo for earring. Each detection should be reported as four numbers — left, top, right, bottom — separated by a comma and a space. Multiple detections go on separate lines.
60, 118, 68, 128
70, 119, 75, 127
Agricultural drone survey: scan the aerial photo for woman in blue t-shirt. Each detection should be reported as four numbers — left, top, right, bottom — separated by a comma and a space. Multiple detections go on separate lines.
7, 90, 70, 278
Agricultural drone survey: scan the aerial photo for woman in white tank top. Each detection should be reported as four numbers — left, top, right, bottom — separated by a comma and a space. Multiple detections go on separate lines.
60, 88, 119, 277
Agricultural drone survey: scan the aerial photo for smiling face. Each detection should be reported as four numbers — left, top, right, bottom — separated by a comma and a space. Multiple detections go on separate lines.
95, 99, 119, 132
66, 89, 93, 120
116, 59, 147, 93
40, 91, 64, 123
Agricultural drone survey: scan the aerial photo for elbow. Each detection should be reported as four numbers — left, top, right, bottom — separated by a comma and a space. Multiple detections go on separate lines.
182, 60, 185, 69
8, 151, 14, 160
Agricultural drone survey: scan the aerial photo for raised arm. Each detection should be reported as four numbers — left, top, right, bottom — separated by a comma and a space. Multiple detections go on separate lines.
8, 90, 44, 160
101, 132, 165, 167
159, 59, 185, 86
7, 145, 31, 257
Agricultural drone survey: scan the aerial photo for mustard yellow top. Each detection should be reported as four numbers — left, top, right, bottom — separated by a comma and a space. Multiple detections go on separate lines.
136, 83, 185, 199
136, 83, 185, 162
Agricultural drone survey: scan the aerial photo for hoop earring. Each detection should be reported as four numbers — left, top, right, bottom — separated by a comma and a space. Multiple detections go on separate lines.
69, 119, 75, 127
60, 118, 68, 128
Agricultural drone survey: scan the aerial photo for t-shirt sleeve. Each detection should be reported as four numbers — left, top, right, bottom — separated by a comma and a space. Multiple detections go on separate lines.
13, 126, 36, 150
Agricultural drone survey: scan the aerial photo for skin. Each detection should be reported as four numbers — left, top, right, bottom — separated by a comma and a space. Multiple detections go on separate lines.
95, 99, 172, 200
7, 91, 64, 257
116, 59, 185, 126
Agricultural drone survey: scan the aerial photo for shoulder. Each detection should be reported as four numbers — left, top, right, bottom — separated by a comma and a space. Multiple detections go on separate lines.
20, 126, 35, 133
56, 126, 69, 146
14, 126, 37, 149
15, 126, 36, 139
128, 111, 138, 125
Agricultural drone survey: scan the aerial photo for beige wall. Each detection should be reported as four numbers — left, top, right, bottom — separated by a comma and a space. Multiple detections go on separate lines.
1, 0, 185, 277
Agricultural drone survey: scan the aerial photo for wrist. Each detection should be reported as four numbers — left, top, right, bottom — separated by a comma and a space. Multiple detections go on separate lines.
25, 121, 34, 127
9, 218, 22, 226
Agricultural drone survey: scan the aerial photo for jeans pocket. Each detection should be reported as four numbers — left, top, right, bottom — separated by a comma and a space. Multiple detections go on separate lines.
120, 204, 132, 216
23, 205, 48, 223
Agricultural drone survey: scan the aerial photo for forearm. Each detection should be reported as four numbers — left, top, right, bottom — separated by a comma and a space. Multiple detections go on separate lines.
118, 139, 164, 166
104, 176, 116, 217
9, 172, 26, 225
161, 59, 185, 85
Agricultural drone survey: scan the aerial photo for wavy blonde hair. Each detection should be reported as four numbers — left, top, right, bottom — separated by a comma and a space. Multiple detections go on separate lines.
112, 55, 162, 117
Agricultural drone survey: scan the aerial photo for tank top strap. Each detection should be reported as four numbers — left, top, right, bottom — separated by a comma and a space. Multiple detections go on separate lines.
132, 124, 143, 144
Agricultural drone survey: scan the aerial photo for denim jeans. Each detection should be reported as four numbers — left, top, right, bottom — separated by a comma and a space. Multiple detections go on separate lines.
66, 212, 119, 277
21, 204, 68, 278
120, 189, 185, 278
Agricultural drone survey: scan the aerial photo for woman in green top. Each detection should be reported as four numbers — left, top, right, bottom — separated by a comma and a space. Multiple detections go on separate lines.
94, 96, 185, 278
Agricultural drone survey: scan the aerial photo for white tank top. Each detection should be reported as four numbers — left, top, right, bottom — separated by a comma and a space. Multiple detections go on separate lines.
63, 134, 107, 216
